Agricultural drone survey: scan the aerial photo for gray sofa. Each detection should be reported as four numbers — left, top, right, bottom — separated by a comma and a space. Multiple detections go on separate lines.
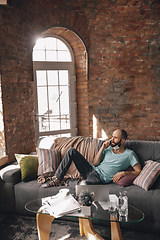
0, 139, 160, 233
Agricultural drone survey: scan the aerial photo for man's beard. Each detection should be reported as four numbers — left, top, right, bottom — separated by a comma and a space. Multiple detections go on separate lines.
111, 139, 122, 150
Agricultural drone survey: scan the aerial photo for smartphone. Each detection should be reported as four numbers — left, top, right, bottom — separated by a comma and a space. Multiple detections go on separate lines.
109, 139, 112, 145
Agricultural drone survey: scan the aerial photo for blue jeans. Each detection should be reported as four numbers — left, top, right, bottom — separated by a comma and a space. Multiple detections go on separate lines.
55, 147, 103, 185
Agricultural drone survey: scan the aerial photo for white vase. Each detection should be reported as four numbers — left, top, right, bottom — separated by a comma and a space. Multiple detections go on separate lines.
81, 205, 91, 216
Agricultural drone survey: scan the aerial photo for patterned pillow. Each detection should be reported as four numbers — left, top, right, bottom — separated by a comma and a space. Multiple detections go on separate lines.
37, 148, 61, 177
133, 160, 160, 191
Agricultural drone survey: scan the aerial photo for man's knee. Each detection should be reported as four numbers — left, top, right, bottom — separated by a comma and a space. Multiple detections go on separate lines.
67, 147, 77, 155
61, 147, 76, 159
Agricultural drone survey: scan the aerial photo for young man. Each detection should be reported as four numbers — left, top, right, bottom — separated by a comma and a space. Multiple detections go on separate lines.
42, 129, 141, 187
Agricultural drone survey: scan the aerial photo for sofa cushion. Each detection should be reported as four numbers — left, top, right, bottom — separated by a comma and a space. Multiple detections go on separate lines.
152, 176, 160, 189
20, 156, 38, 181
124, 140, 160, 168
133, 160, 160, 191
37, 148, 61, 177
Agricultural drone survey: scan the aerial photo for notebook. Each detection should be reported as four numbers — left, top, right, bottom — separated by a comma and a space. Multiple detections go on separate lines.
75, 184, 109, 202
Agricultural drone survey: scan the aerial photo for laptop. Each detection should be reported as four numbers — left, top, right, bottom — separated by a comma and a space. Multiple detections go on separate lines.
75, 184, 109, 202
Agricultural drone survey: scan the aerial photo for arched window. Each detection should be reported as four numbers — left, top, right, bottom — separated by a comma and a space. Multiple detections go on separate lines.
33, 36, 77, 142
33, 37, 72, 62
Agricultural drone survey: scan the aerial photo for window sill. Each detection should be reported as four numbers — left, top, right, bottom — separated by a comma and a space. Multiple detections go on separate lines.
0, 155, 8, 167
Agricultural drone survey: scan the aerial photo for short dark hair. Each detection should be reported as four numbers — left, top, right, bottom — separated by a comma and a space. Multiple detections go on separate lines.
121, 129, 128, 140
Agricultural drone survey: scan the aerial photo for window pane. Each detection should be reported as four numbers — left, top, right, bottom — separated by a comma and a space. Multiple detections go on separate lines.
33, 50, 45, 61
59, 70, 68, 85
61, 118, 70, 129
48, 86, 60, 131
46, 50, 57, 61
58, 51, 71, 61
57, 39, 68, 51
60, 86, 70, 115
37, 87, 48, 116
37, 71, 46, 86
48, 87, 59, 115
34, 38, 45, 50
51, 117, 61, 130
47, 70, 58, 85
38, 116, 49, 132
45, 37, 56, 50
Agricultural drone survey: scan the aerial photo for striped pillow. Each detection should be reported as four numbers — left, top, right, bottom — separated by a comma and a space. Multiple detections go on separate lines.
133, 160, 160, 191
37, 148, 61, 177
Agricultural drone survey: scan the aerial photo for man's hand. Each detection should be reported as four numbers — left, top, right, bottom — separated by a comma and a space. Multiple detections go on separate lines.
102, 139, 112, 149
113, 163, 141, 183
113, 172, 125, 183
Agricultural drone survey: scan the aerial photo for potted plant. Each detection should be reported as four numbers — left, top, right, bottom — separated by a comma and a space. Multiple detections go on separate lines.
78, 189, 95, 216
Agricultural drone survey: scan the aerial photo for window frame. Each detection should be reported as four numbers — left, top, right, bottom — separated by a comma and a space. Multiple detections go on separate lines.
33, 35, 77, 142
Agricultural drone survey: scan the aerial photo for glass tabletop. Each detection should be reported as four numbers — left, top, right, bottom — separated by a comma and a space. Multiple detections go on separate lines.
25, 196, 144, 224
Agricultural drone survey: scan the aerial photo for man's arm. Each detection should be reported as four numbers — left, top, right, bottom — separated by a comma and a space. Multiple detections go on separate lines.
92, 140, 111, 166
113, 163, 141, 183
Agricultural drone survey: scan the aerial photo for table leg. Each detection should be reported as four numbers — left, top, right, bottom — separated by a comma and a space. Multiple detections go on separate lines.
36, 212, 55, 240
36, 211, 122, 240
110, 215, 123, 240
79, 218, 104, 240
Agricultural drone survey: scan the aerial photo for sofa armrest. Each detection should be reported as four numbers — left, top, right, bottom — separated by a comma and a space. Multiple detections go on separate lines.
0, 164, 21, 213
0, 165, 21, 184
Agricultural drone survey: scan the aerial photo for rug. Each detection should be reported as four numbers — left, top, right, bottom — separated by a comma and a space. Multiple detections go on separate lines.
0, 215, 159, 240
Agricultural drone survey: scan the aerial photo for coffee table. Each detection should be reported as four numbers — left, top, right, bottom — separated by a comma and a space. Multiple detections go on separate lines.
25, 197, 144, 240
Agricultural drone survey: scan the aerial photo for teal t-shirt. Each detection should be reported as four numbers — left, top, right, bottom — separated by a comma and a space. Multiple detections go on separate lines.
92, 146, 139, 184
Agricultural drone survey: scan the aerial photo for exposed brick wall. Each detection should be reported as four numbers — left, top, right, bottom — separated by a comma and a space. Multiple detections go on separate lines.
87, 0, 160, 140
0, 0, 159, 161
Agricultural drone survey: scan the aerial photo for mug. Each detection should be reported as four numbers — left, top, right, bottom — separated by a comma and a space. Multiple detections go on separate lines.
59, 188, 70, 197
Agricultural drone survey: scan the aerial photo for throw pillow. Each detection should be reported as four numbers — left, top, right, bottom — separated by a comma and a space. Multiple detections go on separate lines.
15, 153, 38, 165
37, 148, 61, 177
20, 155, 38, 181
116, 166, 137, 187
15, 154, 28, 165
133, 160, 160, 191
